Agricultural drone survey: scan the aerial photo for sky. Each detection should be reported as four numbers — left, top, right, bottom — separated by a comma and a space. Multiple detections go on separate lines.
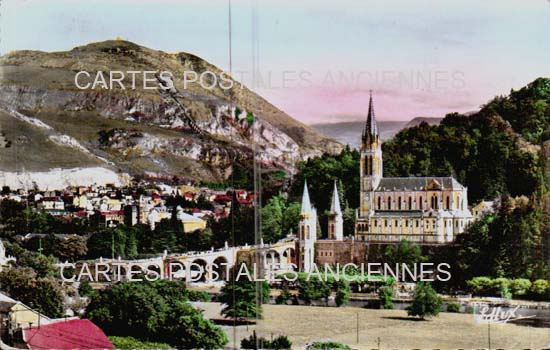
1, 0, 550, 124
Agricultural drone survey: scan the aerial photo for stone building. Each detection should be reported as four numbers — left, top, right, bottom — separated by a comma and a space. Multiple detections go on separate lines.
355, 93, 472, 244
296, 180, 317, 272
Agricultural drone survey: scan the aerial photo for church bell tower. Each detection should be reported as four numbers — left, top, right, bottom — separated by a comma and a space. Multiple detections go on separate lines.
359, 91, 382, 217
298, 180, 317, 272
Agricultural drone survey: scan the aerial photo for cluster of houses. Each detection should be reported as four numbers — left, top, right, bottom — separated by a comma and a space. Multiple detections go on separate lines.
1, 183, 256, 233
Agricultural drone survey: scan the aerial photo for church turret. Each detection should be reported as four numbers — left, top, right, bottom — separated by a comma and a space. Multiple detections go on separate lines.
328, 181, 344, 241
359, 91, 383, 217
298, 180, 317, 272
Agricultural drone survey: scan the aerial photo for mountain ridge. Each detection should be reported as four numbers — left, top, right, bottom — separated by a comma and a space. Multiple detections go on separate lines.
0, 40, 342, 187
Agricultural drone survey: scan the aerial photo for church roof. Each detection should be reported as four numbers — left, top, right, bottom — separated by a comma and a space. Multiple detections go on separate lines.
300, 179, 313, 214
362, 91, 378, 145
330, 181, 342, 214
375, 177, 465, 191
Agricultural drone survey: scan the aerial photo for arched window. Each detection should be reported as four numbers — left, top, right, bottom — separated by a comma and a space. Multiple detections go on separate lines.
377, 196, 381, 210
431, 195, 438, 210
398, 197, 402, 210
419, 196, 423, 210
446, 196, 450, 210
370, 157, 373, 175
408, 197, 412, 210
387, 197, 392, 210
306, 225, 310, 239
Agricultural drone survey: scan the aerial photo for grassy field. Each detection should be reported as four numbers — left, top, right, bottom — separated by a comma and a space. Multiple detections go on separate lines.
198, 302, 550, 350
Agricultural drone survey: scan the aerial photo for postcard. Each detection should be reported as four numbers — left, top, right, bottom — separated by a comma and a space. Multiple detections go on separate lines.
0, 1, 548, 349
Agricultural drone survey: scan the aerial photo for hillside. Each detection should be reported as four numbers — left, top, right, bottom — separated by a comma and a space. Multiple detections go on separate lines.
0, 40, 341, 187
382, 77, 550, 203
311, 120, 409, 149
404, 117, 443, 128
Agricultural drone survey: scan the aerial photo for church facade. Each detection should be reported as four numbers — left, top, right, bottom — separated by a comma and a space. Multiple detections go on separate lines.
355, 94, 472, 244
295, 94, 472, 272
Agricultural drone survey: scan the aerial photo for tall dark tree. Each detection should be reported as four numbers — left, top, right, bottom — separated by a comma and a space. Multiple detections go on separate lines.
219, 266, 269, 319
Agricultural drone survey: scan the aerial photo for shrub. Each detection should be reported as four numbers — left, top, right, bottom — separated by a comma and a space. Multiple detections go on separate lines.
509, 279, 532, 297
490, 277, 511, 297
108, 336, 172, 349
187, 290, 211, 302
466, 276, 492, 296
334, 280, 350, 307
270, 335, 292, 350
406, 282, 442, 319
446, 302, 460, 313
378, 286, 394, 309
307, 341, 351, 350
276, 287, 291, 305
297, 275, 331, 304
530, 279, 549, 301
241, 331, 292, 350
78, 280, 97, 298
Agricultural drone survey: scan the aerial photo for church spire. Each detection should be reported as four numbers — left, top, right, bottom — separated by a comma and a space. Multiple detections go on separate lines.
330, 181, 342, 215
328, 180, 344, 241
362, 90, 379, 147
301, 179, 312, 215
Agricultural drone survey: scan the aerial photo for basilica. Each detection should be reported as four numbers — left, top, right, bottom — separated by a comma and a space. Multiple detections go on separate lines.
355, 94, 472, 244
296, 93, 472, 271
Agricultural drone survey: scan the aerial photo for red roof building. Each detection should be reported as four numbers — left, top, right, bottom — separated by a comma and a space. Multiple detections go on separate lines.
23, 319, 114, 350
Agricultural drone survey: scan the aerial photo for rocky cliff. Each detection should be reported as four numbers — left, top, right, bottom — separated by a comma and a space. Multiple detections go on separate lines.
0, 40, 341, 186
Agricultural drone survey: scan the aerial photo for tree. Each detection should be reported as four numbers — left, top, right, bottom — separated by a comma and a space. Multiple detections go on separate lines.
78, 280, 97, 299
54, 235, 88, 261
281, 202, 301, 237
384, 239, 426, 266
261, 195, 285, 243
297, 275, 331, 305
378, 285, 394, 309
406, 282, 442, 319
454, 196, 548, 283
291, 147, 360, 236
87, 225, 138, 259
262, 196, 302, 242
162, 301, 228, 349
219, 266, 269, 319
86, 280, 227, 349
7, 242, 57, 278
334, 280, 350, 306
0, 267, 64, 317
